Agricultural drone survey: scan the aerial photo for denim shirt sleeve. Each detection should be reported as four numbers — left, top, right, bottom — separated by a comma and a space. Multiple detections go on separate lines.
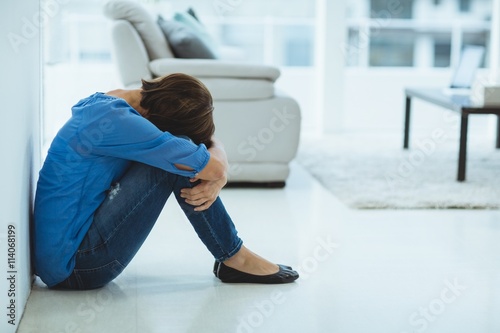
74, 100, 210, 177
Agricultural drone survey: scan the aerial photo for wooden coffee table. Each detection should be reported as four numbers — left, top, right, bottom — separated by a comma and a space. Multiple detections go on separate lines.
403, 88, 500, 181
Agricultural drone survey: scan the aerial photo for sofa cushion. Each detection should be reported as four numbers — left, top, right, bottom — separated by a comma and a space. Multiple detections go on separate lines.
149, 58, 281, 82
103, 0, 174, 60
198, 78, 275, 100
157, 16, 217, 59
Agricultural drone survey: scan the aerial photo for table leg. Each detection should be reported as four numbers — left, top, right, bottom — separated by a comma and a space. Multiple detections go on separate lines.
496, 115, 500, 149
403, 96, 411, 149
457, 112, 469, 182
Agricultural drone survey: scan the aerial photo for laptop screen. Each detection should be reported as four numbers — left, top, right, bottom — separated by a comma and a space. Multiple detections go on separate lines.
449, 45, 485, 89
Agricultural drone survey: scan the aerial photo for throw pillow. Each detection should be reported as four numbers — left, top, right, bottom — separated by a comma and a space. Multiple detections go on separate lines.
157, 15, 217, 59
173, 11, 219, 57
187, 7, 200, 22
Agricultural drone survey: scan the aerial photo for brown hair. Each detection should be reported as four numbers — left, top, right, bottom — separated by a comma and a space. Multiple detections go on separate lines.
140, 73, 215, 148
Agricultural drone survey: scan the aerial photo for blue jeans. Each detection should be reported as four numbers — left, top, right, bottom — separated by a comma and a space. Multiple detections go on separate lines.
54, 162, 243, 290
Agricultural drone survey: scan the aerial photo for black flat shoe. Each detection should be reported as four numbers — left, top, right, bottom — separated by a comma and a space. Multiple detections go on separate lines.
213, 261, 299, 284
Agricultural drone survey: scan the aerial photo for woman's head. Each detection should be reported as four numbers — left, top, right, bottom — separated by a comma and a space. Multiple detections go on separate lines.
140, 73, 215, 148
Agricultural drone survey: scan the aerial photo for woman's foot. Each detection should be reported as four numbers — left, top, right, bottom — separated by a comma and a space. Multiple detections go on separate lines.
223, 246, 279, 275
213, 246, 299, 284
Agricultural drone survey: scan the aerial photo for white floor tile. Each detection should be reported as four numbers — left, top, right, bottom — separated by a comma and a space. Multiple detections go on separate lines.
18, 162, 500, 333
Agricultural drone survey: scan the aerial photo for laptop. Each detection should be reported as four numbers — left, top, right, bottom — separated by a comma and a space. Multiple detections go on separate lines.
443, 45, 485, 95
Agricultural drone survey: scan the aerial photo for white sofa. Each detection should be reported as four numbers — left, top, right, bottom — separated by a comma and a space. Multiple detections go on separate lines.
103, 1, 301, 186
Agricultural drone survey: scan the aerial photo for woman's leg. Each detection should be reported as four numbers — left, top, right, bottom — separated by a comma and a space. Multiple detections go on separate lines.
54, 162, 176, 289
55, 161, 297, 289
55, 162, 244, 289
173, 182, 299, 283
172, 185, 242, 262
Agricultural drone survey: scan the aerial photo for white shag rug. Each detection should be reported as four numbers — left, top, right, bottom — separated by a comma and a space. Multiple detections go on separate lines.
296, 136, 500, 209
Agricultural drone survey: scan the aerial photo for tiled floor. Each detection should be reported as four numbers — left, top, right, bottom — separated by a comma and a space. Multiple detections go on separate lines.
17, 159, 500, 333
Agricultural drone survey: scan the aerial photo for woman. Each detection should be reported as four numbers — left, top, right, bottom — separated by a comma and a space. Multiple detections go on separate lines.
33, 73, 298, 290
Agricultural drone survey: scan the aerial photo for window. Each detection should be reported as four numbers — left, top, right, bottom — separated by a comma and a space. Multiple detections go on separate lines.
370, 29, 415, 67
346, 0, 492, 68
459, 0, 472, 12
44, 0, 316, 67
433, 35, 452, 67
370, 0, 414, 19
208, 0, 316, 67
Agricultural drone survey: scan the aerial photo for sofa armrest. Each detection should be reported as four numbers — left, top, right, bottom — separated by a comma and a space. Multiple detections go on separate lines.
149, 58, 281, 82
111, 20, 153, 87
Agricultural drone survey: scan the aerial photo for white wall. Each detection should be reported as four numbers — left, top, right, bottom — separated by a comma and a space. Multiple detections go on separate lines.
276, 66, 497, 144
0, 1, 41, 332
43, 63, 120, 145
343, 68, 453, 131
275, 68, 320, 133
315, 0, 346, 133
342, 68, 496, 139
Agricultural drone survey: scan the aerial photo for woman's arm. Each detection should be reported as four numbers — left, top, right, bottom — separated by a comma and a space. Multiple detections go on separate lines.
175, 137, 228, 181
176, 137, 229, 211
196, 137, 228, 181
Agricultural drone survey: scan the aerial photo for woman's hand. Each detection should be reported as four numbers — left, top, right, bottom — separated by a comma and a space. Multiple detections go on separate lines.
180, 176, 227, 211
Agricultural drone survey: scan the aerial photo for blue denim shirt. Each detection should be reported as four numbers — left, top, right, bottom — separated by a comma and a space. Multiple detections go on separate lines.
34, 93, 210, 287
